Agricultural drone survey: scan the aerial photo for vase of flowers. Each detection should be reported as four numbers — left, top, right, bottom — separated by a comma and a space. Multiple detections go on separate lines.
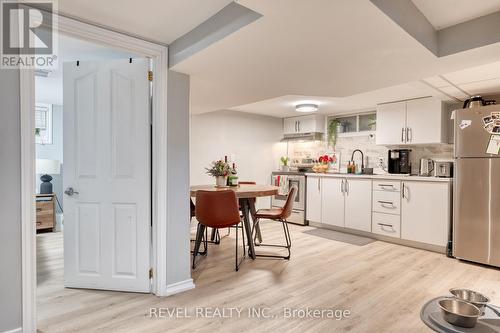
206, 160, 233, 187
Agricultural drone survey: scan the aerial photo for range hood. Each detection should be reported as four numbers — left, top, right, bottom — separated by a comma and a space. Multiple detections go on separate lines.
281, 132, 324, 142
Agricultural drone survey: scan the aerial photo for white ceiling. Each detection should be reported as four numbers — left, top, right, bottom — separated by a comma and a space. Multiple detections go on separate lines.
58, 0, 233, 44
172, 0, 500, 116
231, 60, 500, 118
231, 82, 442, 118
412, 0, 500, 30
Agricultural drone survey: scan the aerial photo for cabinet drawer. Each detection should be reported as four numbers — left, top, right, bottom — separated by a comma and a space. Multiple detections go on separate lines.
373, 180, 400, 192
372, 191, 400, 215
372, 212, 400, 238
36, 200, 53, 212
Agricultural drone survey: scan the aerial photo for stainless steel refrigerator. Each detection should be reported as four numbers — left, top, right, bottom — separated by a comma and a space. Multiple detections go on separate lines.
453, 105, 500, 267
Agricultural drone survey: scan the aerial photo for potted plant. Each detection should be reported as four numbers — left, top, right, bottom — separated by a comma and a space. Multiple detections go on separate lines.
327, 119, 340, 147
280, 156, 290, 171
206, 160, 233, 187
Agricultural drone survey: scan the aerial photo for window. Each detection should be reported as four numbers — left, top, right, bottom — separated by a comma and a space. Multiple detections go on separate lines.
35, 103, 53, 145
328, 112, 376, 137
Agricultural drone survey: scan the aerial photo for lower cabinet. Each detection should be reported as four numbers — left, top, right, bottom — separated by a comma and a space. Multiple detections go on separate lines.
320, 177, 372, 231
401, 181, 450, 247
344, 179, 372, 232
305, 175, 451, 250
306, 176, 322, 223
321, 177, 345, 227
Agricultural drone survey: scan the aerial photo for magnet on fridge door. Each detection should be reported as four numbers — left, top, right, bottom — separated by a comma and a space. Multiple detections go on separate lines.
486, 135, 500, 155
459, 120, 472, 129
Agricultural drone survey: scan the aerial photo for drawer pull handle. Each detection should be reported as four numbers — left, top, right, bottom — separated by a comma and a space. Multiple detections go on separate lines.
378, 223, 395, 232
378, 184, 395, 189
377, 200, 395, 207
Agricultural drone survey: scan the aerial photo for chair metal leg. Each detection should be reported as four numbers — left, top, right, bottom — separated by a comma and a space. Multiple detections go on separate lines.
251, 219, 292, 260
192, 223, 206, 269
235, 221, 245, 271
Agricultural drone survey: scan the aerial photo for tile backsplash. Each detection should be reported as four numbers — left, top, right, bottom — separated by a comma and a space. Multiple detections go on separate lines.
288, 133, 453, 174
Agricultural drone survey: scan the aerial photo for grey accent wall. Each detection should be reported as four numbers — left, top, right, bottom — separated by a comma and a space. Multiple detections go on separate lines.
0, 70, 23, 331
166, 70, 191, 286
169, 2, 262, 67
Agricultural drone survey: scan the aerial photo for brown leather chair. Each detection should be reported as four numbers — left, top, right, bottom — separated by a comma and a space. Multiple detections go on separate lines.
193, 190, 245, 271
251, 186, 297, 260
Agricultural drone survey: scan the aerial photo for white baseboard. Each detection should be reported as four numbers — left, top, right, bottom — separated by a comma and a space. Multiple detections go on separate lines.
165, 279, 195, 296
2, 327, 22, 333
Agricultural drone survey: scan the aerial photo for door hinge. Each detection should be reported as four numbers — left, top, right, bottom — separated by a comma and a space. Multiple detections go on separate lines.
148, 70, 153, 81
149, 268, 153, 279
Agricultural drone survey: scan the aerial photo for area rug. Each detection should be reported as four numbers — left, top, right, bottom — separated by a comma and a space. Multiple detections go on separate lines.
303, 228, 376, 246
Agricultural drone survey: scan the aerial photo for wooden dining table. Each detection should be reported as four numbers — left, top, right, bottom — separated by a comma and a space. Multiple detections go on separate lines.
190, 184, 279, 259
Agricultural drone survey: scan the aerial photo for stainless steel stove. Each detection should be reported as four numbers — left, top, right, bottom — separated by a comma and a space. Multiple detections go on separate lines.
271, 171, 307, 225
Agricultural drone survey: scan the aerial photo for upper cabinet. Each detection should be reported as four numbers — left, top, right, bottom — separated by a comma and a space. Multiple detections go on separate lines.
376, 97, 451, 145
283, 115, 325, 135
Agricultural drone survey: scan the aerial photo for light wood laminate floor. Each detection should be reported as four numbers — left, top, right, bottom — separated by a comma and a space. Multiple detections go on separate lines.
37, 221, 500, 333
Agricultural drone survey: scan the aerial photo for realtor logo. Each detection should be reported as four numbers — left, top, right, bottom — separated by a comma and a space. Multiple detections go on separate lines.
1, 0, 58, 68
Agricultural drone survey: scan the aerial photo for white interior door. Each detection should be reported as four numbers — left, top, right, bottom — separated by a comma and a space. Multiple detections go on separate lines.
63, 58, 151, 292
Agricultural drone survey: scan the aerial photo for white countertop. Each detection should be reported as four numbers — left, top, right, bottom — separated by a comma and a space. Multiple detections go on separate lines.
304, 172, 453, 182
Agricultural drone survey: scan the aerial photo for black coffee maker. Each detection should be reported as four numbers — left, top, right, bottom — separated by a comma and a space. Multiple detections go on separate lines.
388, 149, 411, 174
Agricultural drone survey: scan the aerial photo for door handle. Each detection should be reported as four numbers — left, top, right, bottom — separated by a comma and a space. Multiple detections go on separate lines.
341, 179, 344, 193
318, 178, 320, 192
402, 183, 406, 199
407, 127, 412, 142
298, 121, 300, 132
295, 121, 298, 132
64, 187, 79, 196
401, 127, 405, 143
345, 179, 349, 195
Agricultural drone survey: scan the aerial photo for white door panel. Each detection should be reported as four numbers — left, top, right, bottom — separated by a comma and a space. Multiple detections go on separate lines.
321, 178, 345, 227
376, 101, 406, 145
306, 177, 321, 223
344, 179, 372, 232
406, 97, 444, 144
63, 59, 151, 292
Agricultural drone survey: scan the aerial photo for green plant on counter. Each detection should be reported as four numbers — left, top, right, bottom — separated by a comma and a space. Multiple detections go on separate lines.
280, 156, 290, 166
327, 119, 340, 147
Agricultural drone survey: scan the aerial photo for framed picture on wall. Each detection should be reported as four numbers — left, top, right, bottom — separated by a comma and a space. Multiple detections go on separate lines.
35, 103, 53, 145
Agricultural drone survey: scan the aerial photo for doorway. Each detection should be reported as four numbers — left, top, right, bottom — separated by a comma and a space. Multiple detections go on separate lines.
20, 13, 172, 332
35, 33, 153, 326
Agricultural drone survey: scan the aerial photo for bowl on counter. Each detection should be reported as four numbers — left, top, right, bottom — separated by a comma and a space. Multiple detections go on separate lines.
312, 164, 329, 173
449, 288, 490, 312
438, 298, 482, 328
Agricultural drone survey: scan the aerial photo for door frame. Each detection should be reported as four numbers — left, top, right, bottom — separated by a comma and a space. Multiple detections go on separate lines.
20, 13, 171, 332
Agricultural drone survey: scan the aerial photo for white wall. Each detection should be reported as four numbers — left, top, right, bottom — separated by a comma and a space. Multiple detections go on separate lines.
0, 69, 22, 332
190, 110, 285, 208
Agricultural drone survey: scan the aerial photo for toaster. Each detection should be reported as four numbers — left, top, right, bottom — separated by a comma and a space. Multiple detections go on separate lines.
434, 161, 453, 178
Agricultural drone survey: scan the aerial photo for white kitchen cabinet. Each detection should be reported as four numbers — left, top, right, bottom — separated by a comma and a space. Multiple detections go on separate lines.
283, 115, 325, 135
376, 97, 449, 145
321, 177, 345, 227
306, 177, 322, 223
283, 118, 298, 134
401, 181, 450, 247
376, 101, 406, 145
344, 179, 372, 232
406, 98, 446, 144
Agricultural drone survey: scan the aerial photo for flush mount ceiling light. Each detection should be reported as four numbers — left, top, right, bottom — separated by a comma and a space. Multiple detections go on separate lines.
295, 103, 319, 112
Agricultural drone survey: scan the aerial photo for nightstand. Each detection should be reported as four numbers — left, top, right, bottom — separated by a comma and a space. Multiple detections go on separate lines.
36, 193, 56, 232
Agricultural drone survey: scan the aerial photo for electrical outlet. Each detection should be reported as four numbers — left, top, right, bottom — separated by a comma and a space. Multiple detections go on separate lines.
378, 157, 385, 168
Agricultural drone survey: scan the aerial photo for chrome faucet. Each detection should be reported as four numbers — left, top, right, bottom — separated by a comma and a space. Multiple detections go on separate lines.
351, 149, 365, 171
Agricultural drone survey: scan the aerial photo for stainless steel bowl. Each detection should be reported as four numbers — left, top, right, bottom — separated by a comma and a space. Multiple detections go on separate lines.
438, 298, 481, 328
450, 288, 490, 311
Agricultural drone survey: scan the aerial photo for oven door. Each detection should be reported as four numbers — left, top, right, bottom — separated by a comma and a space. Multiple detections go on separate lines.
271, 175, 305, 210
